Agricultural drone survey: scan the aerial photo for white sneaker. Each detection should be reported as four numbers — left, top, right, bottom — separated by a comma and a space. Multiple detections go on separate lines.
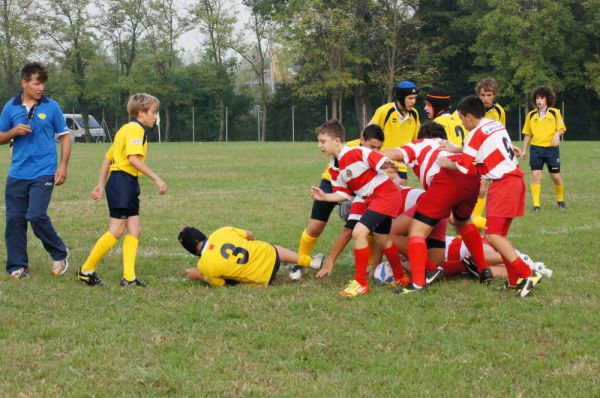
10, 267, 29, 279
533, 262, 553, 279
289, 266, 303, 281
309, 253, 325, 270
52, 249, 69, 276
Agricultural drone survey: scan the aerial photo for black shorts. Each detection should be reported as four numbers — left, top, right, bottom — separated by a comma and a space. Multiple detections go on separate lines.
310, 179, 337, 222
105, 171, 140, 219
398, 171, 408, 180
358, 210, 392, 234
268, 246, 281, 285
530, 145, 560, 173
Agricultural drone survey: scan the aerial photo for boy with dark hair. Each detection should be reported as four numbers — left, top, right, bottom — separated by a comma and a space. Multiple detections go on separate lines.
440, 95, 542, 298
310, 119, 407, 297
77, 93, 167, 287
0, 62, 71, 279
179, 226, 323, 287
382, 121, 491, 293
520, 85, 567, 211
424, 89, 468, 147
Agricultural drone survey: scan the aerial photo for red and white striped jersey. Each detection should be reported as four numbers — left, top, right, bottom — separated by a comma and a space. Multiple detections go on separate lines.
452, 119, 523, 180
329, 145, 389, 200
396, 138, 451, 190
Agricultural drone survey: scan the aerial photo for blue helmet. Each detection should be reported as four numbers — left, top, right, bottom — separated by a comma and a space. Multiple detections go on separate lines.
394, 81, 418, 107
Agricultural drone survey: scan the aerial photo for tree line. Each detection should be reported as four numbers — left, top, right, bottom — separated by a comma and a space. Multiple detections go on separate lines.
1, 0, 599, 142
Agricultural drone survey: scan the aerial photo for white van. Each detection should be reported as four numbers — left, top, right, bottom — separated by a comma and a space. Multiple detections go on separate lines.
63, 114, 106, 142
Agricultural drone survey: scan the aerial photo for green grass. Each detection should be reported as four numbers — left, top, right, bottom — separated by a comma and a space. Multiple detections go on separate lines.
0, 141, 598, 397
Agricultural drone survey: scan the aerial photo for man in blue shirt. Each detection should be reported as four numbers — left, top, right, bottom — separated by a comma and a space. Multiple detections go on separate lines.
0, 62, 71, 279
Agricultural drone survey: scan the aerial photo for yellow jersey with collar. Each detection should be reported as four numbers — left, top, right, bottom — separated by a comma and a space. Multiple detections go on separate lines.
370, 102, 420, 172
485, 103, 506, 126
196, 226, 277, 287
320, 138, 360, 181
435, 112, 469, 147
106, 120, 148, 177
522, 107, 566, 147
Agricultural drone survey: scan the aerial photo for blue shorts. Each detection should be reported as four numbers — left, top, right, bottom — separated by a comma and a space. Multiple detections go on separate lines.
530, 145, 560, 173
310, 179, 337, 222
105, 171, 140, 218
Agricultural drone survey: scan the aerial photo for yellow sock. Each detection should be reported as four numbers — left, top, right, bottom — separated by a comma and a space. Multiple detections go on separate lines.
122, 234, 139, 281
472, 216, 487, 231
298, 254, 312, 267
531, 183, 541, 207
81, 232, 118, 273
472, 198, 486, 217
367, 234, 376, 265
298, 229, 318, 256
554, 184, 564, 202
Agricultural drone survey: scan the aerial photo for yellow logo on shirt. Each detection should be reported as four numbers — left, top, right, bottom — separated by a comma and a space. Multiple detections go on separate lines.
38, 113, 47, 120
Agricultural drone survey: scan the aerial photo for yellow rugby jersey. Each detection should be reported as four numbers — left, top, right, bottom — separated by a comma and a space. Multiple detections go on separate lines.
197, 226, 278, 287
106, 120, 148, 177
435, 112, 469, 147
522, 107, 566, 147
371, 102, 420, 172
485, 103, 506, 126
321, 138, 360, 181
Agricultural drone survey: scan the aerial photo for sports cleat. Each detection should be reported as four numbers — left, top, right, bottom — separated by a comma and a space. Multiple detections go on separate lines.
289, 266, 303, 281
516, 271, 542, 298
394, 282, 426, 294
532, 261, 553, 279
532, 206, 541, 212
120, 278, 147, 287
425, 266, 445, 285
52, 249, 69, 276
389, 275, 411, 288
10, 267, 29, 279
557, 201, 566, 209
461, 256, 480, 279
339, 279, 370, 297
479, 267, 494, 284
308, 254, 325, 270
77, 269, 105, 286
501, 281, 519, 290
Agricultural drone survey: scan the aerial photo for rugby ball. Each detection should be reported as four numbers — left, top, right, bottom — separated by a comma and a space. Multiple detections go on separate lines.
374, 262, 394, 285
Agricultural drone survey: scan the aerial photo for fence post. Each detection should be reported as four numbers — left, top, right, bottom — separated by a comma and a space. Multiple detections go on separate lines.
192, 106, 195, 142
225, 106, 228, 142
292, 105, 295, 142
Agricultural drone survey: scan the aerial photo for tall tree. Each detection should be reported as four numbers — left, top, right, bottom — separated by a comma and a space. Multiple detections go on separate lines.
191, 0, 237, 141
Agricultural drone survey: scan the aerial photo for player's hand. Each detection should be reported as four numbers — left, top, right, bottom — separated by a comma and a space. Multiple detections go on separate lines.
438, 156, 453, 169
519, 148, 527, 160
155, 178, 168, 195
54, 165, 67, 185
11, 124, 31, 137
91, 184, 104, 202
316, 261, 334, 278
551, 134, 561, 147
512, 145, 523, 158
310, 186, 325, 201
381, 159, 398, 171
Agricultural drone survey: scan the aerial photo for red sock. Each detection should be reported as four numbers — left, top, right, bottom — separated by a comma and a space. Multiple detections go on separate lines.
458, 224, 488, 272
512, 256, 532, 279
383, 244, 406, 280
425, 258, 437, 272
440, 260, 466, 277
502, 256, 519, 286
407, 236, 427, 287
354, 246, 370, 285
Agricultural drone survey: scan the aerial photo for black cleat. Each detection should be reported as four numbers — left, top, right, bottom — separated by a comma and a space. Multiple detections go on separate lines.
516, 271, 542, 298
77, 269, 105, 286
532, 206, 541, 212
394, 283, 427, 295
425, 266, 445, 285
557, 201, 566, 209
120, 278, 147, 287
462, 256, 480, 279
479, 267, 494, 284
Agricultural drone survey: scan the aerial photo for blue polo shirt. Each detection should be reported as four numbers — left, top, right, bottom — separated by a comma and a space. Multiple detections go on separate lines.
0, 94, 69, 180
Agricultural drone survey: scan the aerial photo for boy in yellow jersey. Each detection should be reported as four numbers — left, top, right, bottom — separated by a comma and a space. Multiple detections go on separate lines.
424, 88, 468, 147
178, 226, 324, 286
77, 93, 167, 287
470, 78, 507, 229
292, 125, 383, 281
370, 80, 420, 185
520, 85, 567, 211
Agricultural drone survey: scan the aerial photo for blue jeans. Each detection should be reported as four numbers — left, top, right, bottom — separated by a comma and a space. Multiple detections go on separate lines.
5, 175, 68, 273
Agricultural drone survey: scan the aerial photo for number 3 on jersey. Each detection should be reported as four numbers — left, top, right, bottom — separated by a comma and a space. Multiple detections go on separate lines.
220, 243, 249, 265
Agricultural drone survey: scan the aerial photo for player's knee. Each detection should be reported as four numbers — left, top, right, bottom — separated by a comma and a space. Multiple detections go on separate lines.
306, 220, 326, 236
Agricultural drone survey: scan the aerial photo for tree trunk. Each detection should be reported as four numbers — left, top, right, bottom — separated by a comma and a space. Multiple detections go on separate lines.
260, 104, 267, 142
354, 85, 373, 131
81, 102, 92, 143
218, 93, 225, 141
164, 106, 171, 142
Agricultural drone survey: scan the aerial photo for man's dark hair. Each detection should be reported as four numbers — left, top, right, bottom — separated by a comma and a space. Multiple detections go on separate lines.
457, 95, 486, 119
418, 121, 447, 140
531, 85, 556, 107
21, 62, 48, 83
361, 124, 385, 142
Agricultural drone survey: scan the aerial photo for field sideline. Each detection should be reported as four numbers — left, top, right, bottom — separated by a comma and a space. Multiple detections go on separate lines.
0, 141, 598, 397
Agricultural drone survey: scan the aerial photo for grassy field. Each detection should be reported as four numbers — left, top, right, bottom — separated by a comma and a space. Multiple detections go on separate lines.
0, 141, 598, 397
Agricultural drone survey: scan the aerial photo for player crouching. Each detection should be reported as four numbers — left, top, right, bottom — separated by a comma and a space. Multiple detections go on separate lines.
178, 226, 324, 287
